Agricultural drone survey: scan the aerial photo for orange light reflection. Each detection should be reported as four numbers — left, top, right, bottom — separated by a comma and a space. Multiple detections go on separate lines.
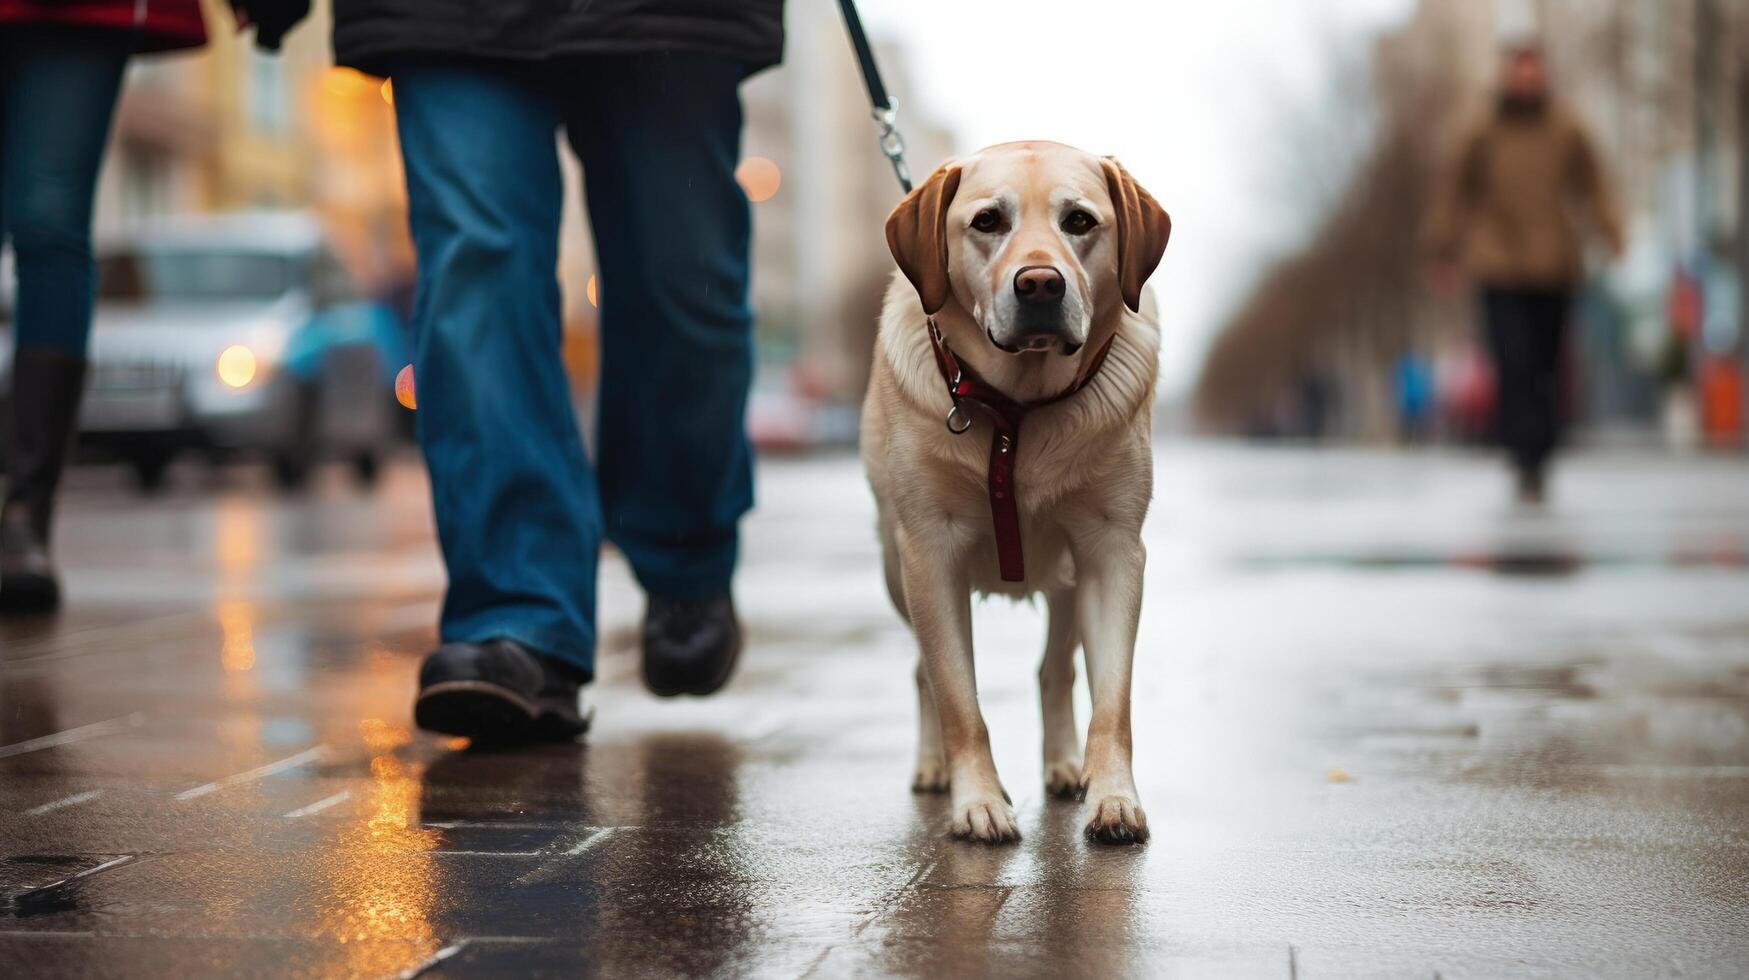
319, 718, 439, 972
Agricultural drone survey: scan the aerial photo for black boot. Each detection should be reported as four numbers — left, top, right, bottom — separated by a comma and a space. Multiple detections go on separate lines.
1516, 466, 1546, 505
1, 348, 88, 615
1513, 452, 1547, 506
642, 594, 741, 697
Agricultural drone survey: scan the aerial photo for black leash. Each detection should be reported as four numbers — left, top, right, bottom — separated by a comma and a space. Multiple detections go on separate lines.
836, 0, 914, 193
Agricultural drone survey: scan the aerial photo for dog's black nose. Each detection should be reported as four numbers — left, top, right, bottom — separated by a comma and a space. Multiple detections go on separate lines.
1013, 266, 1066, 305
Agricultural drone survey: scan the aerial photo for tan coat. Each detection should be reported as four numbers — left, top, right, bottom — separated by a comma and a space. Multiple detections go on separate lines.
1423, 101, 1624, 288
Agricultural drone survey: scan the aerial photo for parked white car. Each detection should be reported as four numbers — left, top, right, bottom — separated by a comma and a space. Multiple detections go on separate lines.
5, 212, 412, 492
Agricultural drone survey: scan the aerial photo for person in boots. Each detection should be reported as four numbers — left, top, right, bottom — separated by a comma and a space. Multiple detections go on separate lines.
0, 1, 301, 612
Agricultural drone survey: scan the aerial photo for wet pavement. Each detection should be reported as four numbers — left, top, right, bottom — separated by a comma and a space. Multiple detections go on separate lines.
2, 444, 1747, 978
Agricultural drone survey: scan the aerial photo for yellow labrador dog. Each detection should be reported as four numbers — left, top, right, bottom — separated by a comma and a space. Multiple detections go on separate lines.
862, 141, 1170, 845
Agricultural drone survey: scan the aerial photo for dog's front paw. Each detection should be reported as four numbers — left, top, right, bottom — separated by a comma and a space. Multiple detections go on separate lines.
1083, 793, 1149, 845
951, 794, 1020, 844
912, 756, 950, 793
1044, 759, 1084, 800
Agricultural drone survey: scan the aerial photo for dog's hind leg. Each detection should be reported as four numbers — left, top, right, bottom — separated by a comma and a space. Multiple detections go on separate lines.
912, 661, 950, 792
1040, 588, 1083, 799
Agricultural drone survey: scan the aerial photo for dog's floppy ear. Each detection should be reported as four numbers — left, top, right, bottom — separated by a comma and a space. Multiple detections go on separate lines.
885, 163, 963, 315
1100, 157, 1171, 313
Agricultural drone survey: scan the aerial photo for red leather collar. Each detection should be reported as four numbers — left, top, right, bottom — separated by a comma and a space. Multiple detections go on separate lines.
926, 317, 1115, 582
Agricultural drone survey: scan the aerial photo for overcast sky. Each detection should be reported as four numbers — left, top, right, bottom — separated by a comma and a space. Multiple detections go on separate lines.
859, 0, 1417, 392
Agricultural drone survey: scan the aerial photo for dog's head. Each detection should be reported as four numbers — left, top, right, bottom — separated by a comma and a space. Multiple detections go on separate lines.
885, 141, 1170, 356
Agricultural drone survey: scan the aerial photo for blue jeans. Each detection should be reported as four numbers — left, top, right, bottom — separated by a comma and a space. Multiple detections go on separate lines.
392, 56, 756, 677
1, 27, 131, 355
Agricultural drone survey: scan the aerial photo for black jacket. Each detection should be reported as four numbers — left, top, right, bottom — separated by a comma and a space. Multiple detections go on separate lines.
332, 0, 785, 76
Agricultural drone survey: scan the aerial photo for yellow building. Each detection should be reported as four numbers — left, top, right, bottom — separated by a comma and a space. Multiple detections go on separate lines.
97, 1, 408, 291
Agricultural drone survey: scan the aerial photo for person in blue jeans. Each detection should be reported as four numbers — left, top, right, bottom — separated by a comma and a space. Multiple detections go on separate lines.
268, 2, 787, 740
1, 8, 203, 614
0, 26, 132, 615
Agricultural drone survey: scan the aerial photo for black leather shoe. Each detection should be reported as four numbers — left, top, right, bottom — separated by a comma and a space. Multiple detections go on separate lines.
642, 594, 741, 697
414, 639, 591, 743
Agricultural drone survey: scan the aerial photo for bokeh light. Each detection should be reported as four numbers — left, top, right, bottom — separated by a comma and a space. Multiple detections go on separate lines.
735, 156, 781, 202
586, 274, 599, 308
216, 345, 257, 388
380, 80, 394, 105
395, 364, 416, 410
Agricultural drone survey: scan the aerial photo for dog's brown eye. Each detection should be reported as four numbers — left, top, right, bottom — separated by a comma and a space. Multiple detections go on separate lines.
970, 208, 1004, 233
1061, 209, 1097, 235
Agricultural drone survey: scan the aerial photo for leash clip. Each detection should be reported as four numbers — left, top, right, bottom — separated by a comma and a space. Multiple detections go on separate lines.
870, 99, 913, 193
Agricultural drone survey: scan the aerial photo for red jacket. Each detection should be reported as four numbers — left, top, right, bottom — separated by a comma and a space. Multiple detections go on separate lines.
0, 0, 206, 52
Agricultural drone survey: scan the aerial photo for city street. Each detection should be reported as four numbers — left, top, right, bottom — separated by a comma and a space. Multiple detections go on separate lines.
1, 444, 1747, 978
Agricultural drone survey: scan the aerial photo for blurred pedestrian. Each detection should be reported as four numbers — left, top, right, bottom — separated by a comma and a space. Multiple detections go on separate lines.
1422, 42, 1624, 504
263, 0, 784, 741
1392, 353, 1434, 444
0, 3, 303, 614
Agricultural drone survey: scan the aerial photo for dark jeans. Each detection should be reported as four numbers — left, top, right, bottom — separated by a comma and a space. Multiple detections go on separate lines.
1481, 286, 1571, 479
0, 26, 131, 355
391, 55, 755, 677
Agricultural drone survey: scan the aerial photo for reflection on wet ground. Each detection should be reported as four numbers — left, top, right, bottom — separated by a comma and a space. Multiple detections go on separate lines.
1237, 547, 1749, 576
1, 447, 1747, 977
